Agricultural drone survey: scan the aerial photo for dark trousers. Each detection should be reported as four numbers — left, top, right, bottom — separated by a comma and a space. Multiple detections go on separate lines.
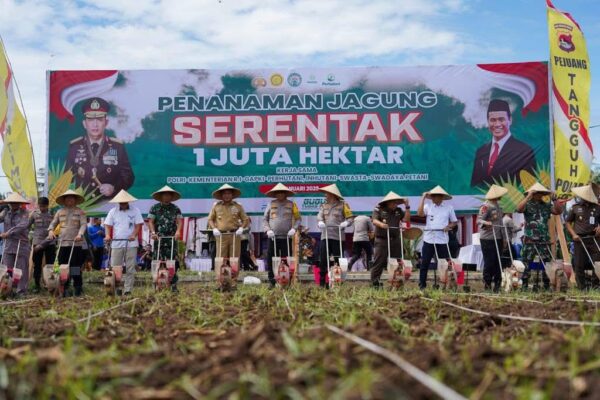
348, 241, 373, 271
240, 239, 257, 271
58, 245, 84, 294
481, 239, 503, 287
32, 244, 56, 288
319, 239, 341, 287
574, 239, 600, 290
419, 242, 449, 289
267, 237, 292, 284
91, 246, 105, 270
372, 238, 402, 285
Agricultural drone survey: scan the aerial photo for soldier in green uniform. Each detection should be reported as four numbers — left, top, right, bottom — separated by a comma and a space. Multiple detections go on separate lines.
515, 182, 563, 290
566, 184, 600, 290
148, 185, 183, 293
66, 97, 134, 200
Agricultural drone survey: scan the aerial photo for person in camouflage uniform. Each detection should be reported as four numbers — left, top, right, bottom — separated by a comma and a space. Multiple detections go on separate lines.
516, 182, 563, 290
148, 185, 183, 293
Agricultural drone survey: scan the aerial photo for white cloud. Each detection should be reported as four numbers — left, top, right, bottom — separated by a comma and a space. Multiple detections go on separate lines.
0, 0, 469, 191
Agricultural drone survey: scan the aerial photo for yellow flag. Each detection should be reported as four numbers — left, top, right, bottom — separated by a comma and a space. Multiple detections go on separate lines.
0, 40, 37, 199
547, 0, 592, 198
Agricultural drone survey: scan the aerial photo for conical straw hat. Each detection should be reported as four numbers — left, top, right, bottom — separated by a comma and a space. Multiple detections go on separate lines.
572, 184, 598, 205
425, 185, 452, 200
485, 184, 508, 200
2, 192, 29, 204
319, 184, 343, 200
266, 183, 295, 197
378, 191, 406, 206
109, 189, 138, 203
56, 189, 85, 206
525, 182, 551, 195
212, 184, 241, 200
152, 185, 181, 201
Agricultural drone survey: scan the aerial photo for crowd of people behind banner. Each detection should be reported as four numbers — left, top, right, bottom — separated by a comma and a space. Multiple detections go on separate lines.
1, 176, 600, 297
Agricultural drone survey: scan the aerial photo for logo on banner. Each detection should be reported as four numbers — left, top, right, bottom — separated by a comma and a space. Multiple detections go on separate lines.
302, 198, 325, 211
270, 73, 284, 86
251, 77, 267, 88
322, 73, 340, 86
554, 23, 575, 53
287, 72, 302, 87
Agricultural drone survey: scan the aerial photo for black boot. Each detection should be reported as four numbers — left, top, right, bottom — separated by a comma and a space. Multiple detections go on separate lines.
74, 286, 83, 297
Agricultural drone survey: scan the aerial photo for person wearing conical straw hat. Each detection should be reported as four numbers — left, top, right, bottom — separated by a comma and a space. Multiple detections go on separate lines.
371, 191, 410, 288
29, 196, 57, 293
566, 184, 600, 290
516, 182, 563, 290
477, 184, 508, 292
104, 190, 144, 296
47, 189, 88, 296
316, 184, 353, 289
207, 184, 250, 274
0, 193, 32, 296
148, 185, 183, 293
263, 183, 301, 288
417, 185, 457, 290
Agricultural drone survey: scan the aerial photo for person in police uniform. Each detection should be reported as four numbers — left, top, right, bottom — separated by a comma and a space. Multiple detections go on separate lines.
316, 184, 353, 289
66, 97, 134, 200
0, 193, 32, 296
263, 183, 302, 288
477, 184, 507, 292
208, 184, 250, 259
566, 184, 600, 290
371, 192, 411, 288
47, 190, 88, 297
29, 196, 56, 292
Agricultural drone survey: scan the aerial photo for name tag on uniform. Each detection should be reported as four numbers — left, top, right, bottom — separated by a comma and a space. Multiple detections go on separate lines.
590, 216, 595, 225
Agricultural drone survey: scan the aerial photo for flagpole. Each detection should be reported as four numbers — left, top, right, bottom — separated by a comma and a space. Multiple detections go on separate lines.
0, 34, 39, 198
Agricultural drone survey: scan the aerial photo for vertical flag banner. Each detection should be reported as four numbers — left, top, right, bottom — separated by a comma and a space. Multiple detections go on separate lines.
0, 40, 37, 199
547, 0, 592, 198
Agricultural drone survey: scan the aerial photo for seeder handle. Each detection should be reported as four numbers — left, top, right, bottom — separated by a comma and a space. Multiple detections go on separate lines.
491, 226, 503, 277
503, 224, 516, 264
532, 244, 547, 269
338, 226, 343, 259
579, 237, 597, 266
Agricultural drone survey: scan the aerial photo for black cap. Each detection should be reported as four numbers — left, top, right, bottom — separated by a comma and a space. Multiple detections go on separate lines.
487, 99, 511, 118
38, 197, 49, 206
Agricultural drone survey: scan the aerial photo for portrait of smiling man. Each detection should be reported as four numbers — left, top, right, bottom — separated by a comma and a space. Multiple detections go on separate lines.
66, 97, 135, 199
470, 99, 536, 187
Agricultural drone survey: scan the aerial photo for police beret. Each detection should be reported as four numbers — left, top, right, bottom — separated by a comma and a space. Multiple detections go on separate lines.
81, 97, 110, 118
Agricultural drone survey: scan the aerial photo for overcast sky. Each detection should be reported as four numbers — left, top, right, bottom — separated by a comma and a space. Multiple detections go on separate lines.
1, 0, 599, 193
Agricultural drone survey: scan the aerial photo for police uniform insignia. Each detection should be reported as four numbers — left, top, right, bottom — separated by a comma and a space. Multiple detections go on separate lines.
78, 167, 85, 178
107, 167, 112, 173
91, 99, 100, 110
103, 148, 118, 165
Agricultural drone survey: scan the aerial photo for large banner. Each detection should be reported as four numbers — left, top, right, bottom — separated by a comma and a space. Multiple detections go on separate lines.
547, 0, 592, 198
47, 63, 550, 215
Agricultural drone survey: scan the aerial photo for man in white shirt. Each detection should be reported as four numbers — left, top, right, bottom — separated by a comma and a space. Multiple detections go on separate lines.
348, 215, 374, 270
417, 185, 458, 289
104, 190, 144, 295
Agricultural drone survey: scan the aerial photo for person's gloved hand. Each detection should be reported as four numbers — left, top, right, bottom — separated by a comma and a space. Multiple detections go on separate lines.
318, 221, 326, 229
339, 221, 349, 228
287, 228, 296, 237
235, 227, 244, 236
212, 228, 221, 237
267, 230, 275, 238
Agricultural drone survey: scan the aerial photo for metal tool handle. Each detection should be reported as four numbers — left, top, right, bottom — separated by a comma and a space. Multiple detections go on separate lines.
579, 237, 597, 266
532, 244, 547, 270
491, 226, 504, 277
502, 224, 516, 264
338, 226, 343, 259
